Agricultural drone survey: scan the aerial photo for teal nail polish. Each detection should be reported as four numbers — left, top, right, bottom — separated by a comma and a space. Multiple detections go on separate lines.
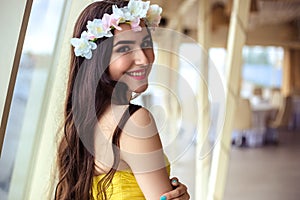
160, 195, 167, 200
172, 179, 177, 183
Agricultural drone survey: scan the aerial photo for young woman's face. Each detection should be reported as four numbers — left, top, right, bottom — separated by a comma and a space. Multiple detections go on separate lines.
109, 22, 154, 93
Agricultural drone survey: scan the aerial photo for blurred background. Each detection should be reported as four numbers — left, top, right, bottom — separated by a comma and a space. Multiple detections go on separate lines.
1, 0, 300, 200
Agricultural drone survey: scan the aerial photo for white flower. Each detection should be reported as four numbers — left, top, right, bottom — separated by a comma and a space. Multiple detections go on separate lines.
70, 31, 97, 59
87, 19, 113, 39
113, 5, 125, 22
128, 0, 150, 18
112, 5, 133, 22
146, 4, 162, 27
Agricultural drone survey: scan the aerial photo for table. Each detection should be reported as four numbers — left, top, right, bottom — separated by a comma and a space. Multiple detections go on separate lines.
247, 101, 278, 147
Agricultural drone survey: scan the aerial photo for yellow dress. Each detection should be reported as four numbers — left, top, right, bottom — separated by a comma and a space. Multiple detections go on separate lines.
91, 161, 170, 200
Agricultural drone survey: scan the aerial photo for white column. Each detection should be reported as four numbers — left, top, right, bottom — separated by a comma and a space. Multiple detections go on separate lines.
195, 0, 211, 200
207, 0, 251, 200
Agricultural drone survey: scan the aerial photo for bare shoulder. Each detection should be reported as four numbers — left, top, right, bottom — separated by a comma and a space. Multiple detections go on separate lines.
120, 106, 162, 153
130, 106, 155, 127
119, 106, 172, 198
119, 106, 168, 175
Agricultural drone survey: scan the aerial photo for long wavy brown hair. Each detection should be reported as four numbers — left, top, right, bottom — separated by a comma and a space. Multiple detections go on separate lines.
54, 1, 131, 199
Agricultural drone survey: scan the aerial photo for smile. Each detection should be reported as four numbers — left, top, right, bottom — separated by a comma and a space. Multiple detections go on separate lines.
126, 68, 147, 80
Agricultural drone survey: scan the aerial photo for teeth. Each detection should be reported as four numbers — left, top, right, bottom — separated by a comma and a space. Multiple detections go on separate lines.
128, 70, 146, 77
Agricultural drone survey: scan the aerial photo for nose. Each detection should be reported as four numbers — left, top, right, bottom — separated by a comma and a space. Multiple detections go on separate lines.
133, 48, 149, 66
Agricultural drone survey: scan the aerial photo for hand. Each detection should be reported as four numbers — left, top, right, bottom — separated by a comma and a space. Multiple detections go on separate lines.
160, 177, 190, 200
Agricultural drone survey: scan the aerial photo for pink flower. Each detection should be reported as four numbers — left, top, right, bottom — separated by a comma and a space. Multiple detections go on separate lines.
102, 13, 122, 30
87, 32, 96, 40
130, 18, 142, 32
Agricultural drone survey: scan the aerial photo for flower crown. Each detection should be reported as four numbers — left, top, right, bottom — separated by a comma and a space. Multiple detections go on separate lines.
71, 0, 162, 59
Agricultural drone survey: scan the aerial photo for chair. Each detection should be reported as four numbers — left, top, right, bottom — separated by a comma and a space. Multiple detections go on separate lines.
270, 90, 283, 108
267, 90, 283, 121
266, 95, 293, 144
232, 98, 252, 147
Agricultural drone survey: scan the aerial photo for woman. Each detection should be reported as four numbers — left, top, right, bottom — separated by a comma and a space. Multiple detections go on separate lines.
55, 0, 190, 199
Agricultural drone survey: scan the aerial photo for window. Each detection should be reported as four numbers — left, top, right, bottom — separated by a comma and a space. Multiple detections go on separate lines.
242, 46, 283, 88
0, 0, 65, 199
209, 46, 283, 98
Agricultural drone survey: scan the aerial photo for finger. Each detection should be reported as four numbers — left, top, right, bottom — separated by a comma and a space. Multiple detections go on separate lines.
175, 183, 187, 192
171, 192, 190, 200
180, 192, 190, 200
184, 192, 190, 200
161, 183, 187, 200
170, 177, 179, 187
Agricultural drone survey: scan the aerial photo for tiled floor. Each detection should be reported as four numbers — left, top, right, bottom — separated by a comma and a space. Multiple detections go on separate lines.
167, 128, 300, 200
224, 129, 300, 200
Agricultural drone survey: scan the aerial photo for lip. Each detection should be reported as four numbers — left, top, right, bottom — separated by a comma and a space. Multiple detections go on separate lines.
126, 68, 148, 80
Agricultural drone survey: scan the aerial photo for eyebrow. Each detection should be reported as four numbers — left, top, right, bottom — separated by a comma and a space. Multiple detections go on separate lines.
113, 40, 135, 47
113, 34, 151, 47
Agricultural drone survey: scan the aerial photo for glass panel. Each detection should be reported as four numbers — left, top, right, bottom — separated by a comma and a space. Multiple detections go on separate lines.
209, 46, 283, 99
0, 0, 65, 199
242, 46, 283, 98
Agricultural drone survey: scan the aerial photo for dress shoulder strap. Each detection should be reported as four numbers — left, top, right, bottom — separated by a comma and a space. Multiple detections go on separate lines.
112, 104, 142, 147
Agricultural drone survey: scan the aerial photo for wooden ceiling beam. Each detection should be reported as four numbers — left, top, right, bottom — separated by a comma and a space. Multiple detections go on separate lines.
260, 0, 300, 1
166, 0, 197, 30
184, 22, 300, 49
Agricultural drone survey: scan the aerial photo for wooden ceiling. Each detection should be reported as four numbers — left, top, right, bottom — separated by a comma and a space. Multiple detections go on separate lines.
153, 0, 300, 48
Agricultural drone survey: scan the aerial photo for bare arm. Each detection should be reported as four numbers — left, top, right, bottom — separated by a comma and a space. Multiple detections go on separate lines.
120, 107, 173, 200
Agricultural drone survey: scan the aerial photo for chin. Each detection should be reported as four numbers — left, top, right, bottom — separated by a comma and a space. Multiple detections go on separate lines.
133, 84, 148, 93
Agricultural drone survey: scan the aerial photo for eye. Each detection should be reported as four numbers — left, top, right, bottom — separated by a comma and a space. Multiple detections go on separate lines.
141, 40, 153, 49
116, 46, 131, 53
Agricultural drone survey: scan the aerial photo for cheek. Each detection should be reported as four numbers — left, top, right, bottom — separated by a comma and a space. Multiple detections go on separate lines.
108, 63, 121, 80
108, 57, 131, 80
145, 49, 155, 63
